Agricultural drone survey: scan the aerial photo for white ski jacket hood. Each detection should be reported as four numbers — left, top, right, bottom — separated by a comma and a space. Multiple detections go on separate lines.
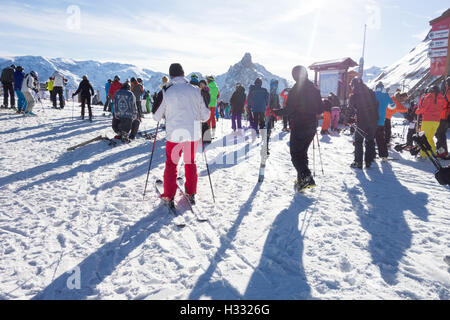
153, 77, 211, 143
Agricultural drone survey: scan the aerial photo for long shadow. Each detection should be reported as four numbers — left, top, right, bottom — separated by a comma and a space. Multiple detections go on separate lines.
16, 139, 160, 192
32, 207, 172, 299
7, 119, 111, 143
36, 124, 111, 143
243, 196, 313, 299
188, 185, 313, 299
345, 164, 429, 285
0, 141, 111, 188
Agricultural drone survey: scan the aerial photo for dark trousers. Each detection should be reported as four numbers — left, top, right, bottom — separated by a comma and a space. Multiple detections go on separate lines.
407, 128, 415, 146
81, 96, 92, 119
435, 119, 449, 153
290, 125, 316, 179
375, 125, 388, 158
103, 96, 110, 112
231, 112, 242, 131
252, 111, 266, 133
53, 86, 65, 108
112, 117, 140, 139
2, 82, 14, 107
49, 90, 55, 106
384, 118, 392, 145
354, 125, 376, 165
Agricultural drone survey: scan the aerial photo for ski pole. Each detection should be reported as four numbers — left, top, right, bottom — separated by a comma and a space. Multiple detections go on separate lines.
312, 132, 316, 177
72, 97, 75, 121
316, 133, 325, 175
202, 139, 216, 203
143, 122, 160, 199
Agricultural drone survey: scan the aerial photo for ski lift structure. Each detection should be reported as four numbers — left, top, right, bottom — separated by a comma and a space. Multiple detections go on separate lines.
309, 57, 358, 106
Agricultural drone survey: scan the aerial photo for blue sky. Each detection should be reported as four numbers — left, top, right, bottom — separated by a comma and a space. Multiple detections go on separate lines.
0, 0, 446, 79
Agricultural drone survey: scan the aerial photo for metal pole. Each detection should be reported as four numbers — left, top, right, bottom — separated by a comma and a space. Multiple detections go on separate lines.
143, 122, 160, 199
316, 133, 325, 175
202, 139, 216, 203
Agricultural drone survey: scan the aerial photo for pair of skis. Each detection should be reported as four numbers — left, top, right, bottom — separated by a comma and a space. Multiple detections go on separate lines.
154, 177, 208, 228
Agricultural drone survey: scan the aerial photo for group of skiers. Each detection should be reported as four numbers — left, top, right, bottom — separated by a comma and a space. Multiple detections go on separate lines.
1, 64, 40, 116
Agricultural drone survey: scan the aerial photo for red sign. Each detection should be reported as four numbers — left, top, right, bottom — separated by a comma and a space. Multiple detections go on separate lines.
430, 15, 450, 76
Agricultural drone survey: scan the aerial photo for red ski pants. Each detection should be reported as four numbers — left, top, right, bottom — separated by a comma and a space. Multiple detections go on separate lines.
163, 140, 200, 198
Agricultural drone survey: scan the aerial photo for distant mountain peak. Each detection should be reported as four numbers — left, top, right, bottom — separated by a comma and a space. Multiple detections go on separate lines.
240, 53, 253, 68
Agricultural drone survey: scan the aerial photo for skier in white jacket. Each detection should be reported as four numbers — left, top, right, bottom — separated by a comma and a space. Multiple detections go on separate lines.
22, 71, 40, 115
51, 70, 67, 109
153, 63, 210, 205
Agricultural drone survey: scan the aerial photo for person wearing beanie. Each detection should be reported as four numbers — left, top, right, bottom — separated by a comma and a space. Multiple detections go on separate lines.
153, 63, 210, 207
131, 77, 144, 115
104, 79, 112, 112
230, 83, 246, 134
72, 75, 95, 121
108, 75, 122, 116
273, 66, 324, 192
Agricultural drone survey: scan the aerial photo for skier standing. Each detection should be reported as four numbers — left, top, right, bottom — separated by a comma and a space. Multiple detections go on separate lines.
385, 92, 408, 145
348, 77, 378, 169
273, 66, 323, 191
248, 78, 269, 136
435, 77, 450, 159
199, 80, 211, 143
230, 84, 246, 133
104, 79, 112, 112
374, 82, 393, 161
415, 86, 446, 159
51, 70, 67, 109
47, 77, 54, 106
280, 88, 290, 131
320, 98, 332, 135
22, 71, 40, 116
108, 76, 122, 115
153, 63, 210, 205
329, 92, 341, 132
13, 66, 26, 114
72, 75, 95, 121
131, 77, 144, 116
207, 76, 220, 137
1, 64, 15, 109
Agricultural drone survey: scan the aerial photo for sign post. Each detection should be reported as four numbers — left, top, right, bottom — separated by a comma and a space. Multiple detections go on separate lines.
429, 10, 450, 76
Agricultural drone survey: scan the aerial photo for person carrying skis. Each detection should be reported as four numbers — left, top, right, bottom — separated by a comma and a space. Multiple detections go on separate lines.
207, 76, 220, 137
153, 63, 210, 206
1, 64, 16, 109
230, 83, 246, 134
329, 92, 341, 132
112, 81, 141, 141
374, 82, 393, 161
348, 77, 378, 169
415, 85, 446, 159
273, 66, 324, 191
280, 88, 290, 131
435, 77, 450, 159
22, 71, 40, 116
13, 66, 26, 114
248, 78, 269, 136
51, 70, 67, 109
72, 75, 95, 121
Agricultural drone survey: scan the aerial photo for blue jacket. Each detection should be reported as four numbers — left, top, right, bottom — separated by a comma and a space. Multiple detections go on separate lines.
105, 82, 111, 96
375, 90, 393, 126
13, 70, 25, 91
248, 84, 269, 113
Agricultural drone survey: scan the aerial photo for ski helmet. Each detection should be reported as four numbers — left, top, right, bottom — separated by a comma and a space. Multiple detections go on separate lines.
206, 76, 215, 83
446, 76, 450, 87
122, 81, 131, 90
137, 78, 143, 83
254, 78, 262, 86
11, 64, 16, 69
30, 71, 38, 79
16, 66, 23, 72
191, 74, 199, 80
375, 82, 384, 91
430, 85, 440, 94
108, 79, 112, 83
130, 77, 136, 82
114, 75, 120, 81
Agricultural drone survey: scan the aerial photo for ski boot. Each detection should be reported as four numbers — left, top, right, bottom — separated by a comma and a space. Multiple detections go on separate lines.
350, 162, 363, 169
295, 175, 316, 193
161, 196, 176, 210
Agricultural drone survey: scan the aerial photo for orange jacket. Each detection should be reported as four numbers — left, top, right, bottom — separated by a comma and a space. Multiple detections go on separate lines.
416, 93, 446, 122
386, 97, 408, 119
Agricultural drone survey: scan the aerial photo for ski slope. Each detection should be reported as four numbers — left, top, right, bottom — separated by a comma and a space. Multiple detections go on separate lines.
0, 100, 449, 300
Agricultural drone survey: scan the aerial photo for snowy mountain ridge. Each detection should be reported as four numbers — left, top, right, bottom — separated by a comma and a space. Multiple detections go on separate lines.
0, 53, 290, 104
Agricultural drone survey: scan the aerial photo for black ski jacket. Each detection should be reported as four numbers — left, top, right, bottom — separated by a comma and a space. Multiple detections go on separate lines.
230, 86, 246, 114
1, 67, 14, 83
74, 79, 95, 98
348, 84, 379, 129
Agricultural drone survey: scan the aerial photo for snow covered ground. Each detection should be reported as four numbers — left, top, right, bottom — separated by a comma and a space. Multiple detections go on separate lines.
0, 100, 449, 300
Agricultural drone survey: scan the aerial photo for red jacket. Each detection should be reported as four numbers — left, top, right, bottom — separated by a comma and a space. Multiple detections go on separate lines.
386, 97, 408, 120
442, 91, 450, 120
280, 90, 289, 108
108, 81, 122, 100
416, 93, 446, 122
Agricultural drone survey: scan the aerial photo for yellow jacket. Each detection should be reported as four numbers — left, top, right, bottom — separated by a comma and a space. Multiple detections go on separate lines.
47, 79, 54, 91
